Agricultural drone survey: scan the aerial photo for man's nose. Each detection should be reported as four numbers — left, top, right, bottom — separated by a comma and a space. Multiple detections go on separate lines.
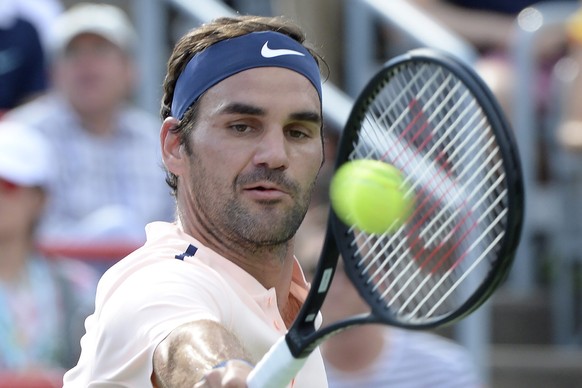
252, 128, 290, 170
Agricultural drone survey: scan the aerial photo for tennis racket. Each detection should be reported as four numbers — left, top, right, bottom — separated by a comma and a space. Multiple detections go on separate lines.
247, 47, 524, 387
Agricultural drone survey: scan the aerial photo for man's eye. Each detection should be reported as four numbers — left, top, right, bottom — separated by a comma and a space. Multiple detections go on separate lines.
288, 129, 308, 139
231, 124, 250, 133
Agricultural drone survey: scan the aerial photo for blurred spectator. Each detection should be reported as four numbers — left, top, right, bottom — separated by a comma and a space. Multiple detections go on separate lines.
408, 0, 576, 119
0, 121, 98, 377
5, 3, 175, 248
295, 205, 482, 388
557, 5, 582, 151
0, 0, 49, 117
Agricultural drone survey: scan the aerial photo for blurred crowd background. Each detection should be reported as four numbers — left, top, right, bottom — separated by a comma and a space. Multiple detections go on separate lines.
2, 0, 582, 387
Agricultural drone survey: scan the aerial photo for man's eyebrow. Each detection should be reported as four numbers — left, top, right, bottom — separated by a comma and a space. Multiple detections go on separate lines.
290, 111, 322, 125
218, 103, 321, 124
218, 103, 265, 116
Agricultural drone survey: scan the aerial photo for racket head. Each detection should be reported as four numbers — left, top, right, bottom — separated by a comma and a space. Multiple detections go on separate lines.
332, 48, 524, 329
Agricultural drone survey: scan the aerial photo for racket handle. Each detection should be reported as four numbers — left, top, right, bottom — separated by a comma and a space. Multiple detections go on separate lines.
247, 336, 306, 388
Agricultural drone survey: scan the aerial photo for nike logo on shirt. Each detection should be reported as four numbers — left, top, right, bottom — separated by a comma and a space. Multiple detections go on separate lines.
260, 42, 305, 58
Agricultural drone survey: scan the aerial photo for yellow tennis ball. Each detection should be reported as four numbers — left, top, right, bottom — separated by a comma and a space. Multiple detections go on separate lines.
330, 160, 413, 234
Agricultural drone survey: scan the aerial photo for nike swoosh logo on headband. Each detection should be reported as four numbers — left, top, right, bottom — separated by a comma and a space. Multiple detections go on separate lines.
261, 42, 305, 58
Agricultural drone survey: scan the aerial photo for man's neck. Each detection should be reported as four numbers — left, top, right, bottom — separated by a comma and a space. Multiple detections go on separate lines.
177, 217, 298, 326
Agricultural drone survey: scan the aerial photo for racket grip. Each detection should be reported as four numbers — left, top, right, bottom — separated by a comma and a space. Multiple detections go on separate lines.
246, 336, 307, 388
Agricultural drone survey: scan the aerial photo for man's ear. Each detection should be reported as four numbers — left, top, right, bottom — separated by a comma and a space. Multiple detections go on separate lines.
160, 117, 186, 176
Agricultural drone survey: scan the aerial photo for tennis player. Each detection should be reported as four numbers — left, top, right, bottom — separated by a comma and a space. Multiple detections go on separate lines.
63, 15, 328, 387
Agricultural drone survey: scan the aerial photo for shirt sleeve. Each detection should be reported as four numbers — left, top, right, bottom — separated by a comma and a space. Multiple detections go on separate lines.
85, 259, 232, 385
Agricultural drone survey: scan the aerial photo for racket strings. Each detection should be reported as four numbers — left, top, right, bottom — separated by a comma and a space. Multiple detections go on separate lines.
346, 62, 509, 323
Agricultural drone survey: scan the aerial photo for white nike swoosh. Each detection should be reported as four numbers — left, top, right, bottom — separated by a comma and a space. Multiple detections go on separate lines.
261, 42, 305, 58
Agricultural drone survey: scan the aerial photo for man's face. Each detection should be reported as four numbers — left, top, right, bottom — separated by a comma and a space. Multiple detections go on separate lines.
177, 67, 323, 247
54, 34, 133, 115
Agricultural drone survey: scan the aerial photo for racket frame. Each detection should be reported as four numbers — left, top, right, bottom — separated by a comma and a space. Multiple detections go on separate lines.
336, 48, 524, 329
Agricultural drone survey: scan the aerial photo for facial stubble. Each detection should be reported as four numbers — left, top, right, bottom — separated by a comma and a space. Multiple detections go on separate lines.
186, 151, 318, 250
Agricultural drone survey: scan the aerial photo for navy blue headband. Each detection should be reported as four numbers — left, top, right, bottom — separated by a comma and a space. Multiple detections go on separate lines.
171, 31, 322, 119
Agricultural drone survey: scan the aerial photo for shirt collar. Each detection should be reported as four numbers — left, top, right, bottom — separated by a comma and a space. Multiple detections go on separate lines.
145, 221, 310, 299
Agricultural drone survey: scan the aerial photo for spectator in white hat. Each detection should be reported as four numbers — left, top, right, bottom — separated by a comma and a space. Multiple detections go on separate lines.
0, 121, 98, 382
4, 3, 174, 251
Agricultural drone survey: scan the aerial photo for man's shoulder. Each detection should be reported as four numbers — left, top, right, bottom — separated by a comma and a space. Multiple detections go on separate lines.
102, 223, 203, 280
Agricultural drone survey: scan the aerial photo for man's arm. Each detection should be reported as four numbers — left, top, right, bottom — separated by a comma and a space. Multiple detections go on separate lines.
152, 319, 253, 387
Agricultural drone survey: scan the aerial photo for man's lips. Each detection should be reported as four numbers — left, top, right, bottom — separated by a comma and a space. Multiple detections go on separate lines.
242, 182, 290, 200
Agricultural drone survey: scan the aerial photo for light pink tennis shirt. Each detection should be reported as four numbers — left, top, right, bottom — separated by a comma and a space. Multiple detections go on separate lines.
63, 221, 327, 387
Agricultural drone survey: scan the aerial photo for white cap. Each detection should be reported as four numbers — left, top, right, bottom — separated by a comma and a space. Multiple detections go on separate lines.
50, 2, 137, 54
0, 121, 54, 188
